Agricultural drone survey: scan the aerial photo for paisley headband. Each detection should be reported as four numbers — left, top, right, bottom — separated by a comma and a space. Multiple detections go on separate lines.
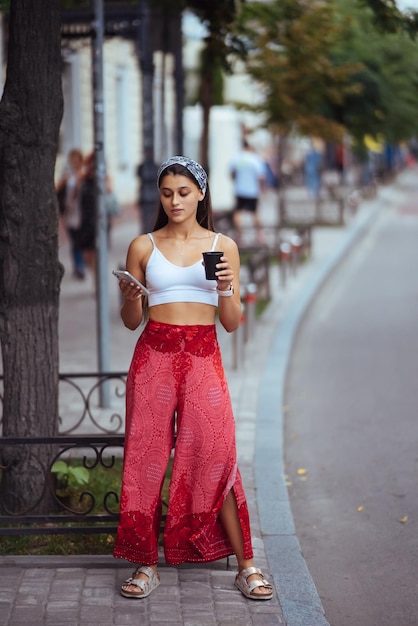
157, 155, 208, 196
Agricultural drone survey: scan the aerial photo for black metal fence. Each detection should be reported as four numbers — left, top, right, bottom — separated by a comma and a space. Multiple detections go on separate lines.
0, 372, 128, 536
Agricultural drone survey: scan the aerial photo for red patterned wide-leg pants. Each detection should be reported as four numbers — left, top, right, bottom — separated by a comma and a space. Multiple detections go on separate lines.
113, 321, 253, 565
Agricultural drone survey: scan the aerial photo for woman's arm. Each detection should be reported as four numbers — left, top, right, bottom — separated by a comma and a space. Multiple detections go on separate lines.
215, 236, 242, 333
119, 235, 150, 330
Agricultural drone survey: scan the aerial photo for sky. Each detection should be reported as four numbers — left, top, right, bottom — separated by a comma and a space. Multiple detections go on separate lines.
396, 0, 418, 10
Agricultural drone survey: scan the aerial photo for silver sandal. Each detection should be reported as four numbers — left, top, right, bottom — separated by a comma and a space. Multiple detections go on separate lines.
120, 565, 160, 599
235, 566, 273, 601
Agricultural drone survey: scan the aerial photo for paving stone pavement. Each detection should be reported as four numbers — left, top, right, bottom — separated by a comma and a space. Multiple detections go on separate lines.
1, 173, 412, 626
0, 556, 286, 625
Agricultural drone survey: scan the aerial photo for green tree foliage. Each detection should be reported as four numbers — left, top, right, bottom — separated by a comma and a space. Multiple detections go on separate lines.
331, 0, 418, 146
359, 0, 418, 37
236, 0, 361, 142
234, 0, 418, 149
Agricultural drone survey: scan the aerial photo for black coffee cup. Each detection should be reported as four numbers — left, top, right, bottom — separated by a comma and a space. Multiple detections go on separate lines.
202, 251, 223, 280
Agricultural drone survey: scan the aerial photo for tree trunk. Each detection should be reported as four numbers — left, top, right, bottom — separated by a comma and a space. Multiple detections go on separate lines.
137, 0, 158, 234
199, 39, 215, 174
172, 12, 184, 155
199, 71, 211, 174
0, 0, 63, 514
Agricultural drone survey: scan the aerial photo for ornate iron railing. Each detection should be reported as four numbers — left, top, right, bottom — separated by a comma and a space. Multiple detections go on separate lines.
57, 372, 127, 435
0, 435, 124, 535
0, 372, 131, 536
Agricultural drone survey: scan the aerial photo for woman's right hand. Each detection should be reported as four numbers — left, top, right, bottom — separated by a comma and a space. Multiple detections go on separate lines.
120, 279, 145, 330
119, 278, 145, 302
119, 234, 151, 330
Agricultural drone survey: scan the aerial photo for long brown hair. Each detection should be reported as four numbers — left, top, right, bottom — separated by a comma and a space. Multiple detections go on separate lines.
153, 163, 215, 231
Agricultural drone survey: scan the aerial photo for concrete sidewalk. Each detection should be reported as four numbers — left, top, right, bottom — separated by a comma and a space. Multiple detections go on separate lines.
1, 171, 412, 626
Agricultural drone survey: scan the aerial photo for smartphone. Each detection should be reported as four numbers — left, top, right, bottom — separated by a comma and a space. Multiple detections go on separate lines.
112, 270, 150, 296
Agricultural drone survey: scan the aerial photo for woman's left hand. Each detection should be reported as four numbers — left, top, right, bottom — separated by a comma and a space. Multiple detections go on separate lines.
216, 255, 234, 290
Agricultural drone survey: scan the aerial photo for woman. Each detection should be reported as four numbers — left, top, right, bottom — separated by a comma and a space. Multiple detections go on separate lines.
77, 152, 117, 275
77, 152, 98, 275
113, 156, 273, 601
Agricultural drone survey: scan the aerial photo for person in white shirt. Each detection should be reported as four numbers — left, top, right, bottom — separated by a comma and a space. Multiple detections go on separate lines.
230, 141, 266, 243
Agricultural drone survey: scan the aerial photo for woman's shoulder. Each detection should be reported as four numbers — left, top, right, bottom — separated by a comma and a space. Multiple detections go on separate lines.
218, 232, 238, 252
128, 233, 153, 251
127, 233, 154, 267
126, 234, 152, 259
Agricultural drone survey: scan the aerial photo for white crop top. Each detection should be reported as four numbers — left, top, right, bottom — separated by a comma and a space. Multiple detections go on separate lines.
145, 232, 221, 307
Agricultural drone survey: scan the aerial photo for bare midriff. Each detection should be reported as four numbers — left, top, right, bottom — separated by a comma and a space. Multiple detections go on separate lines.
149, 302, 217, 326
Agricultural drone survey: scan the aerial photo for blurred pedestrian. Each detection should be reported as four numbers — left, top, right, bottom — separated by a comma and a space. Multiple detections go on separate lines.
56, 148, 86, 279
230, 140, 266, 244
263, 158, 279, 190
76, 152, 116, 276
136, 148, 159, 234
77, 152, 97, 275
304, 143, 323, 200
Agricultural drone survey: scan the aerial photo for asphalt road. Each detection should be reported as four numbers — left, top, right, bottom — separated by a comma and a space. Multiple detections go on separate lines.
283, 173, 418, 626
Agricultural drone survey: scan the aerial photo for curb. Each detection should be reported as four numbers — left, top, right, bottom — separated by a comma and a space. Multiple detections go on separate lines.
254, 192, 387, 626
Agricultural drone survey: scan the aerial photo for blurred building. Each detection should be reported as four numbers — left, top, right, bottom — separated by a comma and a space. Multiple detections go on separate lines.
57, 5, 276, 211
0, 5, 275, 211
56, 3, 182, 207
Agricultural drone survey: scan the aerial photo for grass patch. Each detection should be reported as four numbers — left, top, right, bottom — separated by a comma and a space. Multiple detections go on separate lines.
0, 530, 116, 556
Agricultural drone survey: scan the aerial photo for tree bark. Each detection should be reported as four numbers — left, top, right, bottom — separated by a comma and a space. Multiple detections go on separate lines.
137, 0, 158, 234
199, 42, 214, 174
0, 0, 63, 514
199, 71, 211, 174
